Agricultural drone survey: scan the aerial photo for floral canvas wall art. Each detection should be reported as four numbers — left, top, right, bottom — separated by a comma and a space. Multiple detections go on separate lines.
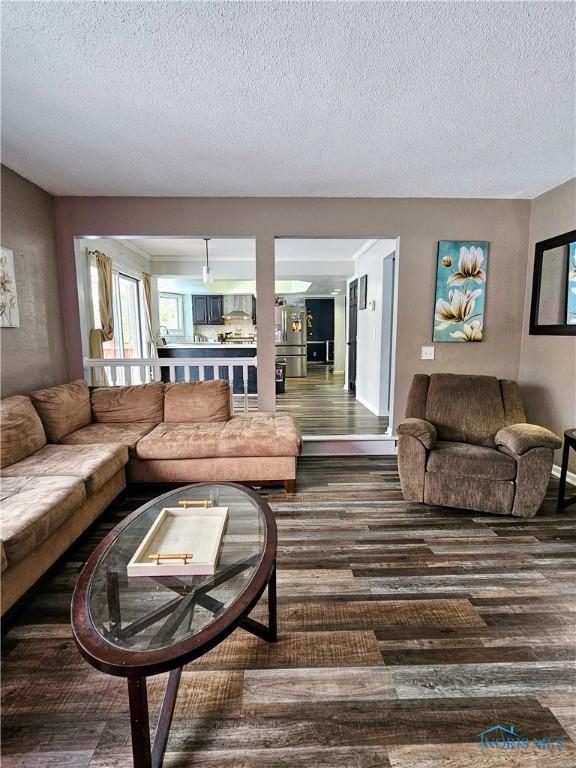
567, 242, 576, 325
0, 248, 20, 328
433, 241, 489, 342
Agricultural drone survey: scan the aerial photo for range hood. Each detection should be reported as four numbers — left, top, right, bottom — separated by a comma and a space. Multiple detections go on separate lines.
225, 310, 251, 318
223, 294, 253, 319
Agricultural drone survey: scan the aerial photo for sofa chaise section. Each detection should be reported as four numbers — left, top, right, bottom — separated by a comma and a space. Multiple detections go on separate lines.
129, 384, 301, 489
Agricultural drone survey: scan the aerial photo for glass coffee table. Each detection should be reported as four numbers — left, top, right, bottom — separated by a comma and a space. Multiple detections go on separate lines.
71, 483, 277, 768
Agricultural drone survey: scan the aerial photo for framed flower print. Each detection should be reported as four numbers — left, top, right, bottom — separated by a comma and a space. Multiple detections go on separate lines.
433, 241, 489, 342
0, 247, 20, 328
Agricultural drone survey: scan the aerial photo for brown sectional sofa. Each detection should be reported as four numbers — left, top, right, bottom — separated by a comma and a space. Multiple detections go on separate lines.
0, 393, 127, 615
0, 378, 301, 615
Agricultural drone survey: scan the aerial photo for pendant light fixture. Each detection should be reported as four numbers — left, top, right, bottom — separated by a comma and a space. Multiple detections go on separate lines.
202, 238, 213, 283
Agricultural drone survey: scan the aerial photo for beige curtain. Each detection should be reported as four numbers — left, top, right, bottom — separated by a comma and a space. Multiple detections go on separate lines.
89, 251, 114, 385
142, 273, 157, 358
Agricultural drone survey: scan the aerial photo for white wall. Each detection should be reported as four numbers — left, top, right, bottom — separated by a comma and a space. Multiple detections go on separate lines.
354, 239, 396, 416
380, 252, 396, 415
333, 295, 346, 373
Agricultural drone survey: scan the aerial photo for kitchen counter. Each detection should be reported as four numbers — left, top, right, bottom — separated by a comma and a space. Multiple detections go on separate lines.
158, 345, 257, 394
161, 343, 256, 349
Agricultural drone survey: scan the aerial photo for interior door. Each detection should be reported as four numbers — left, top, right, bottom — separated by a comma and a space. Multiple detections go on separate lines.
347, 279, 358, 393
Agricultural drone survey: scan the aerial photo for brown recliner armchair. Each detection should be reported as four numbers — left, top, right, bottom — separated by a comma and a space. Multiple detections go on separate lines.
397, 374, 562, 517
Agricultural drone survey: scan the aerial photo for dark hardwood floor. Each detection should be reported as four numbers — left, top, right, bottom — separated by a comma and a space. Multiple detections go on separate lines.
274, 367, 389, 436
2, 457, 576, 767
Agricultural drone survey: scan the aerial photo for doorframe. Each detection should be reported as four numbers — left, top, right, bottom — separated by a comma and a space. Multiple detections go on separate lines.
344, 273, 358, 392
386, 239, 400, 435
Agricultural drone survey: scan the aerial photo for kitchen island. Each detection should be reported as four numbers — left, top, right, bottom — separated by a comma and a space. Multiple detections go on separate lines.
158, 344, 257, 394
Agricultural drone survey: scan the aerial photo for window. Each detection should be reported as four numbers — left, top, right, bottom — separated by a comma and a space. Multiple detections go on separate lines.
90, 267, 144, 360
159, 292, 184, 334
117, 274, 143, 359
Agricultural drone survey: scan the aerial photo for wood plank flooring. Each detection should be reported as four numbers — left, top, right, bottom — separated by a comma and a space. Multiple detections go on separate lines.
274, 367, 389, 435
2, 457, 576, 767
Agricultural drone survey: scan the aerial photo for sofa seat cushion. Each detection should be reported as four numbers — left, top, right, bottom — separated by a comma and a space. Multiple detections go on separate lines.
30, 380, 91, 442
61, 422, 158, 457
1, 444, 128, 496
426, 441, 516, 482
136, 414, 302, 460
0, 476, 86, 565
91, 382, 164, 423
1, 396, 47, 468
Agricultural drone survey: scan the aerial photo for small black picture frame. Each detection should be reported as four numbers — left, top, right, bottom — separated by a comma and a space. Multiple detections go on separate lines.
359, 274, 367, 310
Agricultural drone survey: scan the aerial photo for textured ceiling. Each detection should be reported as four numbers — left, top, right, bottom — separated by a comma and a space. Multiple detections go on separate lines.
2, 2, 574, 198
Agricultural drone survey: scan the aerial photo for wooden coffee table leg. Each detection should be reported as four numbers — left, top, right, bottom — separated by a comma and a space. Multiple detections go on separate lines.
268, 563, 277, 642
127, 676, 152, 768
558, 438, 570, 510
127, 668, 183, 768
151, 668, 182, 768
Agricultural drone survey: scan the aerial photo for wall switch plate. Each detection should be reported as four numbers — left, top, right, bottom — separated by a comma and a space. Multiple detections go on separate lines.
421, 346, 435, 360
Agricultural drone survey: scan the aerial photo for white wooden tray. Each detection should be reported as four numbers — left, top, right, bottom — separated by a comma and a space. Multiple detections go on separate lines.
127, 506, 228, 577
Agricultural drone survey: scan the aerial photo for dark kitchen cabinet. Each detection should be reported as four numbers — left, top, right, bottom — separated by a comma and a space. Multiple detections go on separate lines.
192, 295, 224, 325
207, 295, 224, 324
192, 296, 208, 324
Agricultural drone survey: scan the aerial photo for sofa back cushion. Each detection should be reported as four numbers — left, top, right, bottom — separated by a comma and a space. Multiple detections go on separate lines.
404, 374, 430, 420
425, 374, 505, 447
91, 382, 164, 423
30, 380, 91, 443
164, 381, 231, 423
1, 395, 47, 467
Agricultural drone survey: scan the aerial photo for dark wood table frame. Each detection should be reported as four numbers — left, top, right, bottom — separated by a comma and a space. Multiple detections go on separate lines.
72, 483, 277, 768
558, 429, 576, 511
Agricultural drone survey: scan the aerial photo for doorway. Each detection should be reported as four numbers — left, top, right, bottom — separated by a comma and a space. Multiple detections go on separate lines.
273, 237, 397, 440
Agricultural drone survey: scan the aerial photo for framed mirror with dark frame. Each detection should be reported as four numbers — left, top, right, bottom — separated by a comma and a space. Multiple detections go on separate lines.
530, 229, 576, 335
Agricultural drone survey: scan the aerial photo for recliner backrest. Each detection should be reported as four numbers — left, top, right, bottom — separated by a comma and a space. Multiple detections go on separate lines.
405, 373, 526, 447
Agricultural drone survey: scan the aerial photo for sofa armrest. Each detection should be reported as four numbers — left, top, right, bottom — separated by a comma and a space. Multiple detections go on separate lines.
495, 423, 562, 456
397, 418, 437, 449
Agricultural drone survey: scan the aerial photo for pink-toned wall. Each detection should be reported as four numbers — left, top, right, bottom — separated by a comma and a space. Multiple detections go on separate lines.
519, 178, 576, 471
55, 195, 531, 425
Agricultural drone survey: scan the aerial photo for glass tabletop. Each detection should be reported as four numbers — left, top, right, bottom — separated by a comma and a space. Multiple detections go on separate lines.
87, 484, 267, 653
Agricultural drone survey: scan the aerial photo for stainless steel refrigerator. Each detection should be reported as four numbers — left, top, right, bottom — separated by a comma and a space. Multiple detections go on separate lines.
275, 305, 307, 377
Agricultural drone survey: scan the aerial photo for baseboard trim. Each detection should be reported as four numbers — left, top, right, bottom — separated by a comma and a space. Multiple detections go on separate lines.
302, 434, 396, 456
303, 434, 396, 442
355, 392, 388, 418
552, 463, 576, 486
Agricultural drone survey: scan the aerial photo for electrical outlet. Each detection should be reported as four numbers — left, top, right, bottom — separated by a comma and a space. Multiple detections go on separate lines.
421, 346, 435, 360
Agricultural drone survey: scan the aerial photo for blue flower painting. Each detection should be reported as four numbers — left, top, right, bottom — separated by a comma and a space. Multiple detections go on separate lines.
433, 241, 489, 342
567, 242, 576, 325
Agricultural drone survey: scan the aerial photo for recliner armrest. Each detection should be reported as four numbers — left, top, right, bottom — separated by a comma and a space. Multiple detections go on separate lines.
397, 418, 437, 449
495, 423, 562, 456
